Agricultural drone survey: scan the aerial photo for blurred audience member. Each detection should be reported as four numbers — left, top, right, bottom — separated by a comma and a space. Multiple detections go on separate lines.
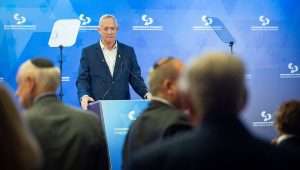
0, 84, 41, 170
128, 52, 296, 170
122, 57, 192, 169
274, 100, 300, 152
16, 58, 109, 170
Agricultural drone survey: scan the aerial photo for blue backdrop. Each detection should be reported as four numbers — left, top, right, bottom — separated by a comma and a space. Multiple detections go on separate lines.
1, 0, 300, 140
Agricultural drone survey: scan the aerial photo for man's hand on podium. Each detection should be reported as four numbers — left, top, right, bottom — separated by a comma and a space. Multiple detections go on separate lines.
80, 95, 95, 110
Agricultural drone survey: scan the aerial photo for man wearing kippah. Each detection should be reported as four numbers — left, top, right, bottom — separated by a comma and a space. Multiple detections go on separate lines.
16, 57, 109, 170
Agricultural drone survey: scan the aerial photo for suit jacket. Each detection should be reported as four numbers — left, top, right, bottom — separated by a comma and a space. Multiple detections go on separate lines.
277, 136, 300, 154
128, 116, 297, 170
122, 100, 192, 169
76, 41, 148, 100
25, 94, 109, 170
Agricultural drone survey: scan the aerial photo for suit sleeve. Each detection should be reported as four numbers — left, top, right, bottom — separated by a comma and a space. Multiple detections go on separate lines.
76, 48, 91, 100
128, 47, 148, 98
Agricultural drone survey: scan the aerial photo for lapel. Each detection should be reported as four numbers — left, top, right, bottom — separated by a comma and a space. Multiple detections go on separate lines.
95, 42, 113, 80
113, 41, 122, 80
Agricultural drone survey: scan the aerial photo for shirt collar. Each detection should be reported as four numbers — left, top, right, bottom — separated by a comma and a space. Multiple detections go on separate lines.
100, 40, 117, 50
150, 96, 173, 107
276, 134, 294, 144
33, 92, 57, 104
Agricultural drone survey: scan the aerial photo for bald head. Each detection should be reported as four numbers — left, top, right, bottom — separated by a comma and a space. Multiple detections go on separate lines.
148, 57, 184, 106
148, 57, 183, 95
16, 58, 60, 108
186, 52, 247, 118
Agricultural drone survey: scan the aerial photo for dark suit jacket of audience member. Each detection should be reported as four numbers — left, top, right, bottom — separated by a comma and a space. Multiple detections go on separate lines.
25, 94, 109, 170
129, 116, 297, 170
278, 136, 300, 154
123, 100, 192, 169
76, 41, 148, 100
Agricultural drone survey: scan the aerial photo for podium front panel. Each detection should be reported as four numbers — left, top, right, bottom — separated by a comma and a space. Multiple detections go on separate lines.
89, 100, 149, 170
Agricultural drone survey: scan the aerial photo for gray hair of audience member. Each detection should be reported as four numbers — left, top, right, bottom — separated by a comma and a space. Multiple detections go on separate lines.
18, 58, 60, 92
148, 57, 182, 96
0, 84, 41, 170
185, 52, 247, 117
98, 14, 118, 27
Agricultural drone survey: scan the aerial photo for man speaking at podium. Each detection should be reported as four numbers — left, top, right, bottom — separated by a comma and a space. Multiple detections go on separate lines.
76, 14, 149, 110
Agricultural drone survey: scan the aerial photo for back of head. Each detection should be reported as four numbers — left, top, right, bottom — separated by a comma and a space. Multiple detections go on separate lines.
16, 57, 60, 108
186, 52, 247, 119
148, 57, 184, 106
276, 100, 300, 136
0, 84, 40, 170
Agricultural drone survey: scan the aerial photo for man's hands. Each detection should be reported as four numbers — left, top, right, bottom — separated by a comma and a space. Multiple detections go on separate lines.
80, 95, 95, 110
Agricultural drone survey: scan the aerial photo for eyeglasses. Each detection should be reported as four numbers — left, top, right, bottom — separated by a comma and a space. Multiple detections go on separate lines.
153, 57, 175, 70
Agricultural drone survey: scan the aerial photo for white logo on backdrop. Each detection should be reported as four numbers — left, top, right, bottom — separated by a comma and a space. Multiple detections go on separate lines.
261, 110, 272, 122
201, 15, 213, 26
78, 14, 98, 31
14, 13, 26, 25
192, 15, 222, 31
250, 15, 279, 31
4, 13, 36, 30
288, 62, 299, 74
142, 14, 154, 26
252, 110, 273, 127
280, 62, 300, 79
132, 14, 163, 31
259, 16, 270, 26
79, 14, 91, 25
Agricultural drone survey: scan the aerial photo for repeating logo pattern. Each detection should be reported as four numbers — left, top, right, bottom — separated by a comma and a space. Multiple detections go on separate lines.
141, 14, 154, 26
3, 13, 36, 30
79, 14, 91, 25
252, 110, 273, 127
14, 13, 27, 25
259, 16, 270, 26
280, 62, 300, 79
132, 14, 163, 31
201, 15, 213, 26
250, 15, 279, 31
192, 15, 223, 31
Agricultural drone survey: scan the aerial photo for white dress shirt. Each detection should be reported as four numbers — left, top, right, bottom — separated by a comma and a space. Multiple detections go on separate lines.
100, 41, 118, 77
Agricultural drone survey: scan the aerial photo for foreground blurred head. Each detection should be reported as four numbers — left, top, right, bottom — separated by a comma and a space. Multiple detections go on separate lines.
16, 58, 60, 109
148, 57, 184, 107
0, 84, 41, 170
183, 52, 247, 120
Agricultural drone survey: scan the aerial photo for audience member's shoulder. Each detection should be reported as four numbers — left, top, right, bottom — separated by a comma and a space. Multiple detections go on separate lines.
66, 105, 98, 121
129, 130, 197, 170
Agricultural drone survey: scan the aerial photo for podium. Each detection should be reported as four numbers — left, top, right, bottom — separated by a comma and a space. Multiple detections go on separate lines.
88, 100, 149, 170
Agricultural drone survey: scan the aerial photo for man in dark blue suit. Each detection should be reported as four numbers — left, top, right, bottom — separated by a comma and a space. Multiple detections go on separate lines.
76, 14, 149, 109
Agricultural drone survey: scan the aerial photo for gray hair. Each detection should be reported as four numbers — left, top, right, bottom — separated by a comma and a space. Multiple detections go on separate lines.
18, 59, 60, 92
98, 14, 118, 27
186, 52, 247, 116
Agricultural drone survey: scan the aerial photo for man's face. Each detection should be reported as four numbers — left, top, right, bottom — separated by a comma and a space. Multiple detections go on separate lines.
16, 72, 35, 109
98, 17, 118, 45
